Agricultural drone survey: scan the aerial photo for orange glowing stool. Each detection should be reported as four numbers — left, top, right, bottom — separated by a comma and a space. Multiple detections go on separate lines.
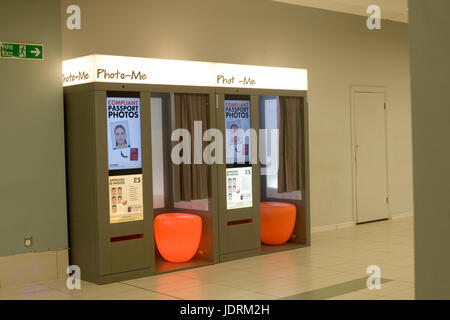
154, 213, 202, 263
260, 202, 296, 245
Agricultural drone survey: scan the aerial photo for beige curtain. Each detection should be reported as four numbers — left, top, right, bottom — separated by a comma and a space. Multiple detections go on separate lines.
173, 93, 209, 202
278, 96, 304, 193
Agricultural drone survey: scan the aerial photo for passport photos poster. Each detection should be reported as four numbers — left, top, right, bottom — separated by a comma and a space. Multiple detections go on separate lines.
106, 97, 142, 170
225, 100, 251, 164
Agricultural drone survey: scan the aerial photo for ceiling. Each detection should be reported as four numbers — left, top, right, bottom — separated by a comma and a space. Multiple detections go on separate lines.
272, 0, 408, 23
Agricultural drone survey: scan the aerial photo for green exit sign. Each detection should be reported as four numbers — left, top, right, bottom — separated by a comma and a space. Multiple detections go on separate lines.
0, 42, 44, 60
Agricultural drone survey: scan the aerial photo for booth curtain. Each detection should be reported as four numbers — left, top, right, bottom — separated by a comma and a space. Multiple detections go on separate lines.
278, 96, 304, 193
173, 93, 209, 202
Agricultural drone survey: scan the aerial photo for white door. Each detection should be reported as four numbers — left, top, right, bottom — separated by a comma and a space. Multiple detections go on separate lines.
353, 92, 389, 223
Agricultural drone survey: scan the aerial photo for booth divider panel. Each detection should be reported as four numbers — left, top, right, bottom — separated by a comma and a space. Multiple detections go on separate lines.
217, 93, 261, 260
95, 90, 154, 277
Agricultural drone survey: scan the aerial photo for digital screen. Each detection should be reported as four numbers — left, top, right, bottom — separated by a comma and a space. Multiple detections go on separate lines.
225, 100, 251, 164
106, 97, 142, 170
226, 166, 253, 210
109, 174, 144, 224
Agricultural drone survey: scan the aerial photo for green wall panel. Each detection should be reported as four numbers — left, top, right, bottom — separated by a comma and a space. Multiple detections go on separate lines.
0, 0, 67, 256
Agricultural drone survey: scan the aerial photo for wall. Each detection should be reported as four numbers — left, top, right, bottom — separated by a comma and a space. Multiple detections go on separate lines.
61, 0, 413, 228
409, 0, 450, 299
0, 0, 68, 257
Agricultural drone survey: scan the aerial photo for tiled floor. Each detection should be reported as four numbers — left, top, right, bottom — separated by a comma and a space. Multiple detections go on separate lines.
0, 217, 414, 300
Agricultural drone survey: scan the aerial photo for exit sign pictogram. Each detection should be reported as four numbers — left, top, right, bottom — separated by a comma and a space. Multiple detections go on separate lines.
0, 42, 43, 60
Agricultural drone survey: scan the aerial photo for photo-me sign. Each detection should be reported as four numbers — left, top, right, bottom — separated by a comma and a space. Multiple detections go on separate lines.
106, 97, 142, 171
62, 55, 308, 90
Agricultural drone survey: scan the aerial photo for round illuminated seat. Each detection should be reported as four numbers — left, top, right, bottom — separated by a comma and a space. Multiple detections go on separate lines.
154, 213, 202, 263
260, 202, 296, 245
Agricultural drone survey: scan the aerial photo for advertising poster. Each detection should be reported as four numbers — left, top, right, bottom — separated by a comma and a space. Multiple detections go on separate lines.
225, 100, 251, 164
226, 167, 253, 210
107, 97, 142, 170
109, 174, 144, 224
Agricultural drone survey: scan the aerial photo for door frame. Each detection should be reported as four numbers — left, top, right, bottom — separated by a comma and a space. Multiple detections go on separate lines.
350, 86, 390, 223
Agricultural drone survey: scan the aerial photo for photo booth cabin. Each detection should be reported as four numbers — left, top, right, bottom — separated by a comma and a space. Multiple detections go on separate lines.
63, 55, 309, 284
149, 89, 217, 273
258, 94, 310, 254
216, 89, 310, 262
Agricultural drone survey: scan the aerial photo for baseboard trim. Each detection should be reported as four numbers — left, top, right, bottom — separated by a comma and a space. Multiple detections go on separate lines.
312, 212, 414, 234
312, 221, 355, 233
0, 249, 68, 288
391, 210, 414, 219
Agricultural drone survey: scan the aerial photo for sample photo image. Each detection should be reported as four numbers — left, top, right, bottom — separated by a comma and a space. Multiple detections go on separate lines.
226, 121, 250, 164
228, 121, 243, 146
110, 121, 131, 150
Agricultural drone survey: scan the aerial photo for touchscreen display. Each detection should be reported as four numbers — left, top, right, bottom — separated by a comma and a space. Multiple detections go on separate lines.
107, 97, 142, 170
225, 99, 251, 165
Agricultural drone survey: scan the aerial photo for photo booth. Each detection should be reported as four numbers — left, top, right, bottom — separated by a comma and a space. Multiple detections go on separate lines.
63, 55, 310, 284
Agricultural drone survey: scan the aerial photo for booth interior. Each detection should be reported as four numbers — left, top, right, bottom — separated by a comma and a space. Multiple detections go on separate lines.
258, 95, 310, 254
150, 89, 217, 273
63, 55, 310, 284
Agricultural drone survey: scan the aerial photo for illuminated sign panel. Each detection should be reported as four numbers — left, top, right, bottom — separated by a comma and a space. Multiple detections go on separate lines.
63, 55, 308, 90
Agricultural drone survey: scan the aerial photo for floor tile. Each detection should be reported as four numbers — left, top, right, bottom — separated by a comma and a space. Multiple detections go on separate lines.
0, 217, 415, 300
233, 293, 278, 300
68, 282, 138, 299
0, 284, 51, 299
4, 288, 79, 300
93, 288, 178, 300
169, 284, 253, 300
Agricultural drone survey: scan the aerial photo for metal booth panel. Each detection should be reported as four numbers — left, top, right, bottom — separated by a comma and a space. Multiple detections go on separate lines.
216, 89, 261, 261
